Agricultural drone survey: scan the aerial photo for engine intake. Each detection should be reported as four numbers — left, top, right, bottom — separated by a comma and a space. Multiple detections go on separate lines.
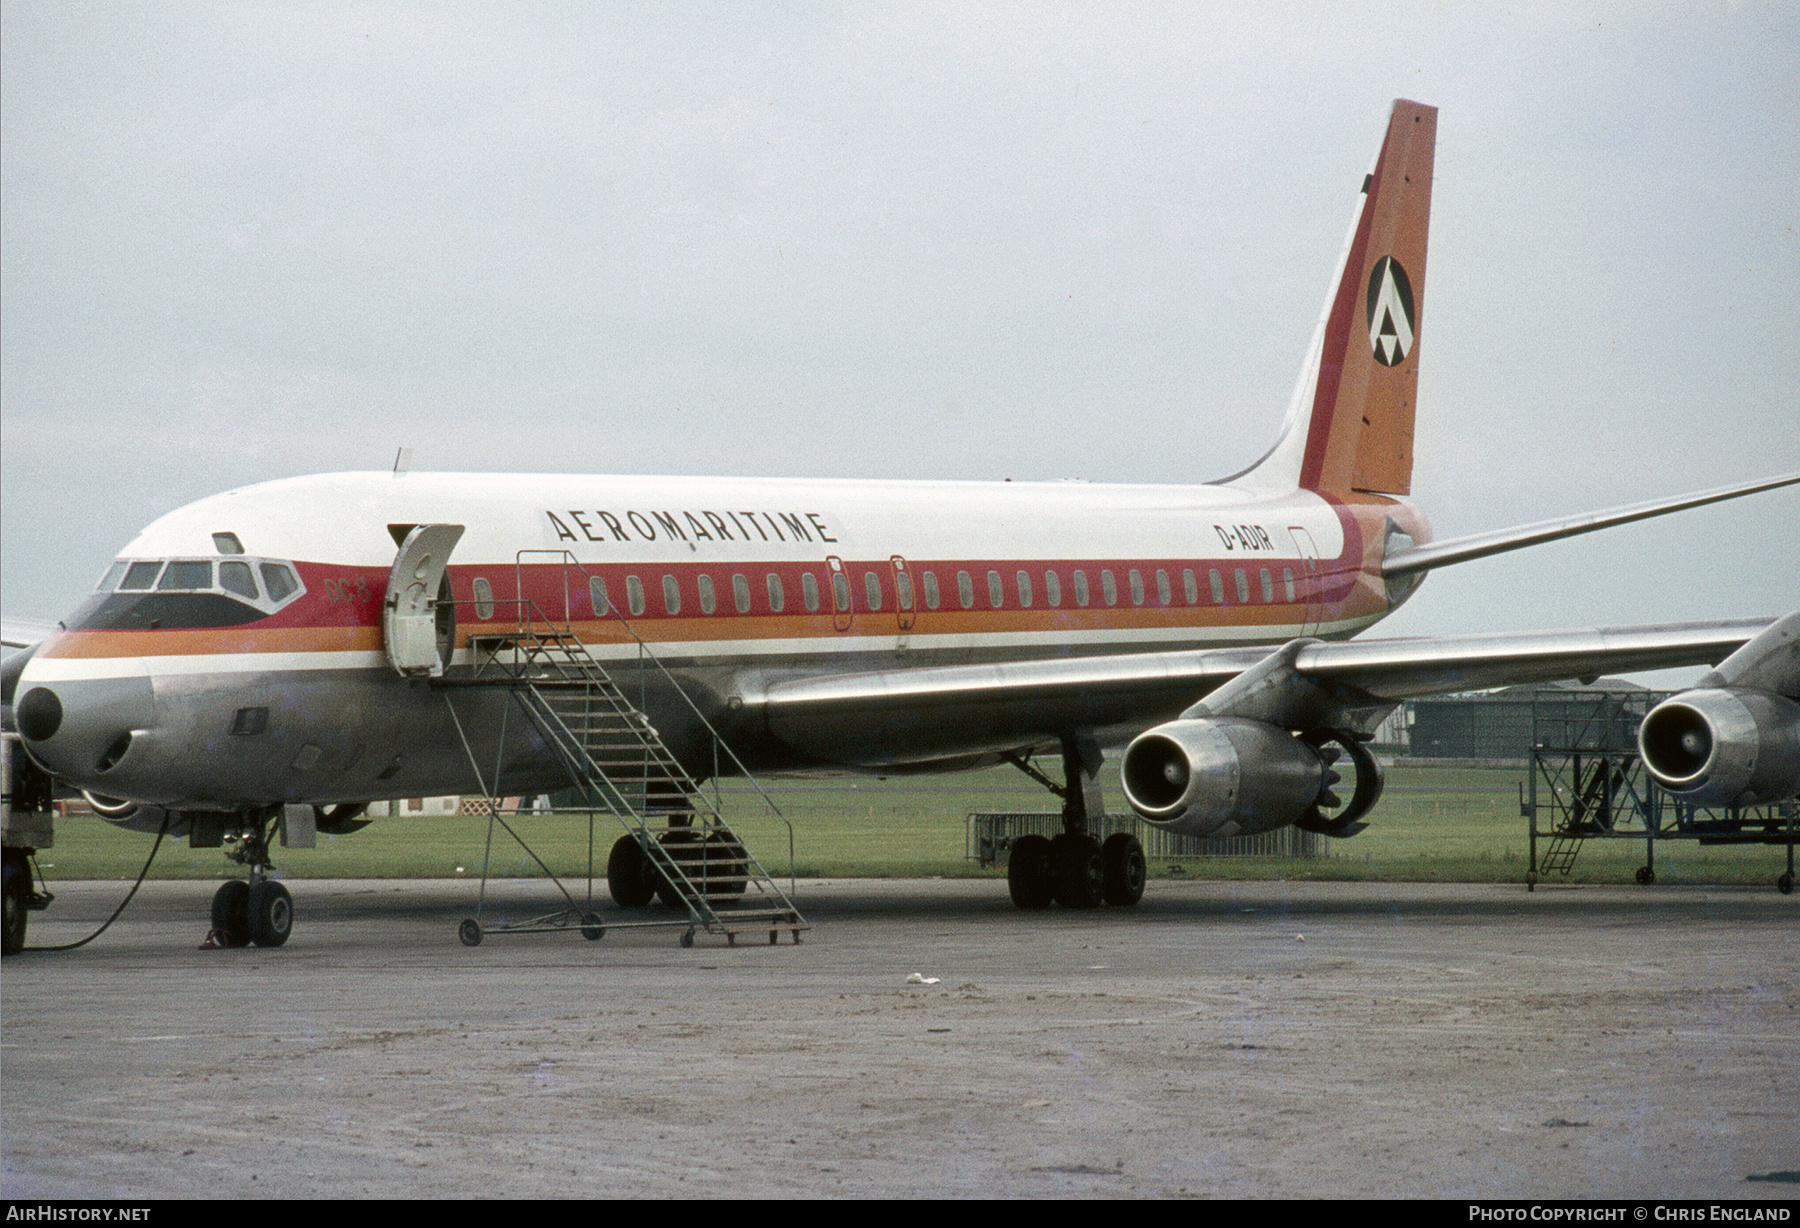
1638, 688, 1800, 808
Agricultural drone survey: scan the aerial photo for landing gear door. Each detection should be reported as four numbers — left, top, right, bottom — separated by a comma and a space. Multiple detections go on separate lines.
384, 524, 465, 677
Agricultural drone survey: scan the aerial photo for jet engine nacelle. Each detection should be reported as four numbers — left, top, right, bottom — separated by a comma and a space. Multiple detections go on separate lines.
82, 791, 188, 837
1638, 689, 1800, 808
1119, 718, 1326, 838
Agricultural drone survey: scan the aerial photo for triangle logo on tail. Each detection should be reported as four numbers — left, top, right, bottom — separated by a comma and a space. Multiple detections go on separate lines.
1366, 256, 1415, 367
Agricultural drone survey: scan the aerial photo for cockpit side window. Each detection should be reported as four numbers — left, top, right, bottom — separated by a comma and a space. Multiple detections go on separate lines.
260, 563, 298, 603
97, 561, 129, 591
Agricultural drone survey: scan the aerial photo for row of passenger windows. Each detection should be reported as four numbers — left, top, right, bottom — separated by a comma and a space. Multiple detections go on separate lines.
467, 565, 1306, 621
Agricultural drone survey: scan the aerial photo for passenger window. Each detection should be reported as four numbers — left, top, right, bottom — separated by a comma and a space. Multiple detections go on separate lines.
802, 572, 821, 612
766, 573, 785, 613
1044, 570, 1061, 607
987, 570, 1004, 609
1128, 569, 1145, 606
260, 563, 298, 603
1183, 568, 1199, 605
957, 571, 975, 610
697, 574, 716, 615
472, 577, 495, 620
1156, 569, 1172, 606
219, 561, 258, 600
832, 572, 851, 613
663, 575, 682, 615
1015, 570, 1032, 608
627, 575, 646, 617
1210, 567, 1225, 604
863, 571, 883, 611
895, 570, 914, 611
1260, 568, 1274, 603
733, 574, 752, 614
1101, 570, 1118, 606
921, 571, 940, 610
1073, 570, 1090, 607
1283, 568, 1296, 603
590, 575, 610, 617
160, 561, 212, 590
1235, 569, 1249, 603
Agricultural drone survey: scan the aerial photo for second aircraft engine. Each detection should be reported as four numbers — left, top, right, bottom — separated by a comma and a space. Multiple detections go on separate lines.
1638, 611, 1800, 809
1638, 688, 1800, 808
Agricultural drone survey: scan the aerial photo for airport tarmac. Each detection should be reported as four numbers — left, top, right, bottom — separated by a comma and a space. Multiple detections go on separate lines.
2, 876, 1795, 1200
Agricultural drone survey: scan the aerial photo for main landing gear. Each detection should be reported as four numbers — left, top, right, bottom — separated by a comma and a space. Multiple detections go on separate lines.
1007, 830, 1147, 910
207, 813, 293, 948
1003, 734, 1147, 911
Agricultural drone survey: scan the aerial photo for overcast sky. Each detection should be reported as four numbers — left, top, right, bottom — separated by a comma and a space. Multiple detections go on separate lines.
3, 2, 1795, 685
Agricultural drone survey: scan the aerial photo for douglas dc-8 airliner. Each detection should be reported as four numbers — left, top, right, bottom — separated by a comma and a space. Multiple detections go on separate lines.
6, 101, 1797, 951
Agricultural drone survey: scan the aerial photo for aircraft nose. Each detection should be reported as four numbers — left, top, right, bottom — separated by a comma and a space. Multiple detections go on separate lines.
12, 672, 157, 787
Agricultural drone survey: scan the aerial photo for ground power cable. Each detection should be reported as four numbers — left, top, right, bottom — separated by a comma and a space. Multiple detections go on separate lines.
20, 810, 171, 952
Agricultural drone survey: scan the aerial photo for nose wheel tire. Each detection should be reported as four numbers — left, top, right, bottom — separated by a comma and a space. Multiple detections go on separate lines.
210, 880, 251, 947
246, 880, 293, 947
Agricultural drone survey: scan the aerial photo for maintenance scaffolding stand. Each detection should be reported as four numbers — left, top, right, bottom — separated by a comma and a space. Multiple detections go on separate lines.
1523, 689, 1797, 893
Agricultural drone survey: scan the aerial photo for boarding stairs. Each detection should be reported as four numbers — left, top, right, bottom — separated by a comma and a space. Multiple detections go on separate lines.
449, 621, 807, 948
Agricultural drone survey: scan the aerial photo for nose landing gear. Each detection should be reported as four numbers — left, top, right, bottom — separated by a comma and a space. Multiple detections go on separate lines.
206, 814, 293, 948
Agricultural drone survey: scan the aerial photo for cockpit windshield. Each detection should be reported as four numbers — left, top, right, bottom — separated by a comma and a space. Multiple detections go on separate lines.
73, 556, 307, 630
115, 561, 163, 591
159, 561, 214, 591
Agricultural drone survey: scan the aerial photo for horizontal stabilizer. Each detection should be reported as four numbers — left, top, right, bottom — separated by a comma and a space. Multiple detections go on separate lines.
1382, 473, 1800, 578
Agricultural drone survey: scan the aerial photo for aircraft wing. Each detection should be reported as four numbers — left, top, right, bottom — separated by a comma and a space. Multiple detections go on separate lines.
739, 618, 1770, 765
2, 620, 57, 653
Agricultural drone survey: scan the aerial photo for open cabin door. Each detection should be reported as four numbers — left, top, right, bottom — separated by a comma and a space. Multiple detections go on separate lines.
383, 524, 465, 677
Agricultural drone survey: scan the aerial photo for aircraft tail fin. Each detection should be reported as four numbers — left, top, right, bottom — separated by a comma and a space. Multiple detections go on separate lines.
1219, 99, 1437, 497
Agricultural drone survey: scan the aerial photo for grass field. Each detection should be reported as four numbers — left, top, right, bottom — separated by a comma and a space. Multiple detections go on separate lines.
25, 765, 1793, 890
